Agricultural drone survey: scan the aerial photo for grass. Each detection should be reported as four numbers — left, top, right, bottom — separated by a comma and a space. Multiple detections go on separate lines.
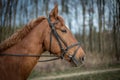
55, 71, 120, 80
28, 63, 120, 79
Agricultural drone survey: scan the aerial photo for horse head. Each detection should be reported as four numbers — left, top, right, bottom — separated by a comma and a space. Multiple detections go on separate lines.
43, 5, 85, 67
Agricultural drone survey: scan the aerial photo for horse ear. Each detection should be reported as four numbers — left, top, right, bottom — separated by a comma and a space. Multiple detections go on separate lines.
49, 4, 58, 19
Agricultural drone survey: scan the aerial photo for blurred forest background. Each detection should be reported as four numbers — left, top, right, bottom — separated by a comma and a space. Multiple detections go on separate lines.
0, 0, 120, 73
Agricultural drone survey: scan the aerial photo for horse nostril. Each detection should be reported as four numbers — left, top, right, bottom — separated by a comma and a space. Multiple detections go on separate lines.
81, 56, 85, 62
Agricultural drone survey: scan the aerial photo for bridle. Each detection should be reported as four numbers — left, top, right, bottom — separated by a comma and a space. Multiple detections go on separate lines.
47, 17, 80, 66
0, 17, 81, 66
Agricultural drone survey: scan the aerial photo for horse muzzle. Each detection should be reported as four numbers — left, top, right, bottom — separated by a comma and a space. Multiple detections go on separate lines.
70, 55, 85, 67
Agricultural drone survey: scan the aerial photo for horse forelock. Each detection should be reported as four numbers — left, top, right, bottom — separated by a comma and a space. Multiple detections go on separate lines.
0, 16, 46, 52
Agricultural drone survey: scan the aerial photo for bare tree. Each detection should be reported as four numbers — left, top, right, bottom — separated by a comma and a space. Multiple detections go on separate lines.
61, 0, 68, 14
102, 0, 105, 53
43, 0, 49, 17
13, 0, 18, 28
88, 0, 94, 52
80, 0, 87, 49
112, 0, 120, 61
3, 0, 10, 26
97, 0, 103, 53
35, 0, 38, 18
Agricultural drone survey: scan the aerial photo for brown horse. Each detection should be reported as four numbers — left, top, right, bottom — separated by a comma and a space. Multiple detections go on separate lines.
0, 5, 85, 80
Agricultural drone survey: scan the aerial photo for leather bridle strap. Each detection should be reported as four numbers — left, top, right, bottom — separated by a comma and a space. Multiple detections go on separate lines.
70, 45, 80, 66
47, 17, 81, 64
48, 18, 67, 55
0, 53, 41, 57
61, 42, 80, 58
0, 53, 60, 62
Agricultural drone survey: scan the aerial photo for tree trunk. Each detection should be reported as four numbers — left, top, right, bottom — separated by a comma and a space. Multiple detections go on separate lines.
97, 0, 102, 53
13, 0, 18, 29
88, 0, 93, 52
3, 0, 10, 26
102, 0, 105, 54
113, 0, 120, 61
35, 0, 38, 18
81, 0, 86, 50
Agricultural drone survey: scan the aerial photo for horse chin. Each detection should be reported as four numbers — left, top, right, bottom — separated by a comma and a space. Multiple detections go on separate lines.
70, 59, 84, 67
70, 62, 78, 67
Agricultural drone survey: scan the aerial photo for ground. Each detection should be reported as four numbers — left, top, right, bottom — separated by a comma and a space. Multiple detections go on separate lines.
28, 62, 120, 80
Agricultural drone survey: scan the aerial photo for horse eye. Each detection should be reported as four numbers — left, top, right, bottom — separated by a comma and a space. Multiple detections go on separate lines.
61, 29, 67, 33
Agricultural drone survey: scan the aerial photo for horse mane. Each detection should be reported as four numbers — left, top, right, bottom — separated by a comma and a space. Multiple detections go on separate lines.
0, 16, 46, 52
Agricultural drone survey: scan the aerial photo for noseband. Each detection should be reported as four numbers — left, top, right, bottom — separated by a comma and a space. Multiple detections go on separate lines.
48, 17, 80, 66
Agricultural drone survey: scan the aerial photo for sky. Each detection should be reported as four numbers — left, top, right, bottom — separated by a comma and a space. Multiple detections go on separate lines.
8, 0, 110, 34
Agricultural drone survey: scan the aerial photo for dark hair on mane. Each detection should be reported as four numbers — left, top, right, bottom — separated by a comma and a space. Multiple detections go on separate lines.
0, 16, 46, 52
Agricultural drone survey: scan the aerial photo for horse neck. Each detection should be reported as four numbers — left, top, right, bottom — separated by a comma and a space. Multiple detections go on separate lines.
2, 19, 49, 79
4, 20, 48, 54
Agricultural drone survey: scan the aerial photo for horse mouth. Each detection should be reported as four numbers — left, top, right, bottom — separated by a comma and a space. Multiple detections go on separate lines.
70, 56, 85, 67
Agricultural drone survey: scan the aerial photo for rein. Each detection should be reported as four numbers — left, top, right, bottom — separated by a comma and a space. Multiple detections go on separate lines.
0, 17, 81, 65
0, 53, 60, 62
